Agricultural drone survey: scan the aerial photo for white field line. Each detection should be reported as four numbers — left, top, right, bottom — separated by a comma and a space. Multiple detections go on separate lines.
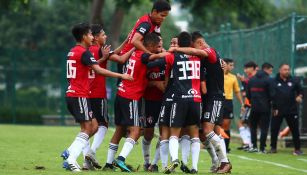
297, 158, 307, 163
229, 154, 307, 173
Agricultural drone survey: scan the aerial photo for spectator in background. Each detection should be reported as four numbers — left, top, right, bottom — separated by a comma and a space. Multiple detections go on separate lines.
246, 63, 275, 153
270, 63, 304, 155
222, 58, 244, 153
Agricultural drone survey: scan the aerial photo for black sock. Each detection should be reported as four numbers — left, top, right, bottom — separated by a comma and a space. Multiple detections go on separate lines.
225, 130, 231, 151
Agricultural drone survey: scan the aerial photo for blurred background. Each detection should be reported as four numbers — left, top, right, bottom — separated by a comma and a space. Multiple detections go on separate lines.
0, 0, 306, 132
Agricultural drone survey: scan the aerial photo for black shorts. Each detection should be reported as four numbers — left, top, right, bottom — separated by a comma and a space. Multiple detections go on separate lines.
143, 100, 162, 128
158, 101, 172, 127
201, 97, 224, 124
223, 100, 234, 119
66, 97, 93, 123
114, 95, 142, 127
240, 106, 251, 122
89, 98, 108, 125
167, 101, 201, 128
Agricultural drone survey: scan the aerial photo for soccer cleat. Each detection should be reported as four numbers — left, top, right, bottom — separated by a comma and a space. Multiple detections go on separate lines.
85, 150, 102, 169
66, 159, 81, 172
293, 150, 304, 156
163, 159, 179, 174
148, 164, 159, 172
102, 163, 116, 171
113, 159, 131, 172
237, 144, 249, 150
82, 159, 95, 170
61, 149, 69, 160
190, 169, 198, 174
62, 161, 70, 170
143, 163, 151, 171
258, 150, 267, 154
269, 148, 277, 154
247, 147, 258, 153
216, 162, 232, 174
210, 164, 219, 173
180, 161, 191, 173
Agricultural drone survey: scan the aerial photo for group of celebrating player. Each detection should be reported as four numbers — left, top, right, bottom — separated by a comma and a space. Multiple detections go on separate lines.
61, 0, 232, 174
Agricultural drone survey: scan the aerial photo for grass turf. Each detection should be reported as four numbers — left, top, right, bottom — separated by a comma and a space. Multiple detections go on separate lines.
0, 124, 307, 175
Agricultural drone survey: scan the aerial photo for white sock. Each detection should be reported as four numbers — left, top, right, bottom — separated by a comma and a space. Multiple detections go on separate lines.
82, 140, 91, 158
169, 136, 179, 162
142, 138, 151, 164
91, 126, 108, 153
106, 143, 118, 164
151, 140, 160, 165
191, 138, 200, 171
160, 140, 169, 168
119, 138, 135, 159
206, 131, 229, 163
245, 127, 252, 146
67, 132, 89, 162
239, 126, 249, 145
219, 135, 228, 162
204, 140, 218, 164
180, 135, 191, 165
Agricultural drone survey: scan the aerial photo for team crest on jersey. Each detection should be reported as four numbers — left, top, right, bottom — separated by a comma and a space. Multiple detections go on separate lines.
67, 52, 74, 56
205, 112, 210, 119
287, 82, 292, 87
154, 26, 160, 33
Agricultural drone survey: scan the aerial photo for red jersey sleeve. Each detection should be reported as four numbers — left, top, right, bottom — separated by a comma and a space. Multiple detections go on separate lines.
203, 48, 217, 63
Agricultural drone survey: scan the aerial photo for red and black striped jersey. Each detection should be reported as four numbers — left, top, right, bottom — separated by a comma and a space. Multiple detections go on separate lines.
164, 52, 202, 102
88, 44, 107, 98
66, 45, 98, 98
117, 50, 150, 100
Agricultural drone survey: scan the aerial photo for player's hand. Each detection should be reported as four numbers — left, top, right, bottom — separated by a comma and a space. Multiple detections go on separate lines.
273, 110, 278, 117
296, 95, 303, 103
237, 73, 245, 81
101, 45, 111, 59
168, 47, 177, 52
220, 59, 227, 70
121, 74, 133, 81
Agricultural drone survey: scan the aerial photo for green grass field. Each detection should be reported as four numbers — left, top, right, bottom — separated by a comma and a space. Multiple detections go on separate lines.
1, 124, 307, 175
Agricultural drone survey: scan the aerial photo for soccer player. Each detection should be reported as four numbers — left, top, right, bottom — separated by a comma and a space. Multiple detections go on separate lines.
236, 61, 258, 150
222, 58, 244, 153
151, 32, 202, 174
170, 31, 232, 173
107, 33, 162, 172
103, 1, 171, 170
62, 22, 132, 172
142, 36, 166, 172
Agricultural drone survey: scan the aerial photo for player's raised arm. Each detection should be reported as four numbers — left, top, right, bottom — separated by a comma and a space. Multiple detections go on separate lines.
109, 48, 134, 64
169, 47, 209, 57
91, 64, 133, 81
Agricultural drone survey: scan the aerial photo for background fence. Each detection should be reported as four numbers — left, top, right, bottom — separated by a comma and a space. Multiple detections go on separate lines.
0, 13, 306, 126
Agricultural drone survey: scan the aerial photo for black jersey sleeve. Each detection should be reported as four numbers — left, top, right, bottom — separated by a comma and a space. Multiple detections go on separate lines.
135, 22, 151, 36
147, 58, 166, 68
81, 50, 98, 66
141, 53, 151, 64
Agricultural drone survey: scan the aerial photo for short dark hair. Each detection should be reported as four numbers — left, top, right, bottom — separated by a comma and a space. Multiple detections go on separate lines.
178, 31, 192, 47
91, 24, 104, 36
223, 58, 233, 64
72, 22, 91, 42
152, 0, 171, 12
244, 61, 258, 69
143, 33, 160, 47
279, 63, 290, 68
191, 31, 204, 43
262, 62, 273, 70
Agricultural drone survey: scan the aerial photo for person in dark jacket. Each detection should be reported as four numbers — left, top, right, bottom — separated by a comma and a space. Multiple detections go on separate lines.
246, 63, 275, 153
270, 63, 303, 155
